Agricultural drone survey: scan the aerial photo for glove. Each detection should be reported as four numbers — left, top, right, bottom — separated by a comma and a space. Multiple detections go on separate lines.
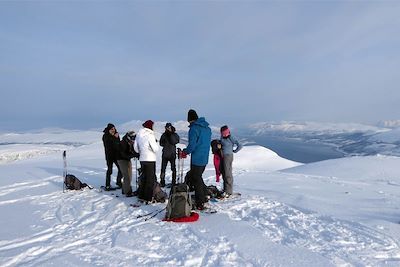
180, 149, 188, 159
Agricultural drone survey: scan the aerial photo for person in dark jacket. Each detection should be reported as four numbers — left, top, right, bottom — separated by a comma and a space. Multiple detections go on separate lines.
182, 109, 211, 210
102, 123, 123, 190
159, 122, 180, 187
116, 131, 139, 197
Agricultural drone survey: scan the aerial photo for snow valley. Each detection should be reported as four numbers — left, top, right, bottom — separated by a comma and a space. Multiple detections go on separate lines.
1, 121, 400, 266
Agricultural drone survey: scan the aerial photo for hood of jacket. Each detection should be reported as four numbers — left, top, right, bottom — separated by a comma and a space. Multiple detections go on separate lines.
189, 117, 209, 129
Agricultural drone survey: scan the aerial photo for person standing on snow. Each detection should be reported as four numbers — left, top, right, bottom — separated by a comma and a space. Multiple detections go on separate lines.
181, 109, 212, 210
134, 120, 159, 202
220, 125, 242, 197
116, 131, 139, 197
159, 122, 180, 187
102, 123, 123, 190
211, 139, 224, 183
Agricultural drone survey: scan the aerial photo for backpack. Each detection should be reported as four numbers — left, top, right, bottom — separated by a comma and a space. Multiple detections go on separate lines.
135, 174, 167, 203
153, 182, 167, 203
211, 139, 222, 155
206, 185, 223, 199
165, 183, 192, 219
64, 174, 90, 190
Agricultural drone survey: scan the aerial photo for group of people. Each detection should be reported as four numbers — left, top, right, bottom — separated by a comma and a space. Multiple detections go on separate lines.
101, 109, 242, 210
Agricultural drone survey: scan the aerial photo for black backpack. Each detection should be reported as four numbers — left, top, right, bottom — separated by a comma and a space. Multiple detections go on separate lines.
153, 182, 167, 203
135, 174, 167, 203
211, 139, 222, 155
64, 174, 91, 190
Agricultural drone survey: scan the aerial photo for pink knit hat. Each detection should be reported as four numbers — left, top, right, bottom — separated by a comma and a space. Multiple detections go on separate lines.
221, 125, 230, 138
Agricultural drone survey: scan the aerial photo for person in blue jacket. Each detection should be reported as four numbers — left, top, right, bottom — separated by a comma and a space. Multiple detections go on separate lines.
182, 109, 211, 210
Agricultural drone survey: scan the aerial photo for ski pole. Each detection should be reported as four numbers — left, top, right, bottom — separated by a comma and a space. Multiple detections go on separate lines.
181, 157, 184, 184
144, 207, 166, 221
135, 157, 138, 190
63, 151, 67, 193
136, 207, 166, 220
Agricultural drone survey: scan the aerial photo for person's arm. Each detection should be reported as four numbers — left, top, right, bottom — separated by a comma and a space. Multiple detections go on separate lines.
170, 133, 180, 145
231, 136, 242, 153
159, 133, 167, 147
148, 134, 159, 153
133, 138, 139, 154
184, 127, 199, 154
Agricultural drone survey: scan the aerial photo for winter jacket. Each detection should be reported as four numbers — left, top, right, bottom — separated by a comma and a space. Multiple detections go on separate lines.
184, 117, 212, 166
116, 134, 139, 161
220, 135, 242, 155
102, 132, 120, 161
160, 131, 179, 159
134, 128, 159, 162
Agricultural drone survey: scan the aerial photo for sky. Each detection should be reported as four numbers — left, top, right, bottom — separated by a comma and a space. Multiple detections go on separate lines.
1, 1, 400, 131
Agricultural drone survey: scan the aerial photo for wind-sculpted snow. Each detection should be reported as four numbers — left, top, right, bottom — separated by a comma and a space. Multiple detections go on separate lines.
1, 141, 400, 266
0, 144, 69, 164
213, 196, 400, 266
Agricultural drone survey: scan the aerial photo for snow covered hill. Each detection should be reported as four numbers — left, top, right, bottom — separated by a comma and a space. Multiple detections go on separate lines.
1, 129, 400, 266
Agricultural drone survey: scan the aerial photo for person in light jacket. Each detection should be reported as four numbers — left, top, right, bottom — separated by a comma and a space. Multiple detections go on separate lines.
220, 125, 242, 197
134, 120, 159, 202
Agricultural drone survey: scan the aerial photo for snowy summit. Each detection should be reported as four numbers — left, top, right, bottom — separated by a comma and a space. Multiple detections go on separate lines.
1, 123, 400, 266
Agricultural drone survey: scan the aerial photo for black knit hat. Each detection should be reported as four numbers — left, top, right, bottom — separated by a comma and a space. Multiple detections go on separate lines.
187, 109, 198, 122
103, 123, 115, 133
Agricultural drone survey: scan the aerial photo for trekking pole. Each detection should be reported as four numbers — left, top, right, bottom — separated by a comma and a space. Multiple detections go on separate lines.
177, 148, 182, 183
181, 156, 184, 184
144, 207, 166, 221
136, 207, 166, 220
62, 151, 67, 193
135, 157, 138, 190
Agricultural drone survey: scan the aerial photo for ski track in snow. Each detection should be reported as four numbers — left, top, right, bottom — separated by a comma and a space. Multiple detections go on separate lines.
0, 177, 252, 267
1, 171, 400, 266
211, 195, 400, 266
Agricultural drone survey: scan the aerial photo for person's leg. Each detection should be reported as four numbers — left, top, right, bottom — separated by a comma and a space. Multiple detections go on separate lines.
141, 161, 156, 201
106, 160, 113, 187
170, 158, 177, 185
117, 160, 130, 194
160, 157, 168, 187
222, 154, 234, 194
191, 165, 207, 208
214, 154, 221, 182
114, 160, 123, 187
126, 161, 133, 195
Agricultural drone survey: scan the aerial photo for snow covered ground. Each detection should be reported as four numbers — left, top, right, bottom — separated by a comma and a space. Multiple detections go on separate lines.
1, 127, 400, 266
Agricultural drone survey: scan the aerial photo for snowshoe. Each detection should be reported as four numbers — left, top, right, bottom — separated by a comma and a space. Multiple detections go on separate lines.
100, 186, 118, 191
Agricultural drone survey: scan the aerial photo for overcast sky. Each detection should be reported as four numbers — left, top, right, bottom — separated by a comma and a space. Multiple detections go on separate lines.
1, 1, 400, 131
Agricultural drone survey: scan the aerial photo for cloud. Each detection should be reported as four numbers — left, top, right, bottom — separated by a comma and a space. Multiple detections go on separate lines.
1, 1, 400, 130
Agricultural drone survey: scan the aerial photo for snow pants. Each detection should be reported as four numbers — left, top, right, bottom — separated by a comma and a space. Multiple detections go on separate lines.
139, 161, 156, 201
222, 154, 233, 194
117, 160, 132, 195
106, 159, 122, 187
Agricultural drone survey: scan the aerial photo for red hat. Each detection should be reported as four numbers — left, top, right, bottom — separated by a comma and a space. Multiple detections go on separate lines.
142, 120, 154, 130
